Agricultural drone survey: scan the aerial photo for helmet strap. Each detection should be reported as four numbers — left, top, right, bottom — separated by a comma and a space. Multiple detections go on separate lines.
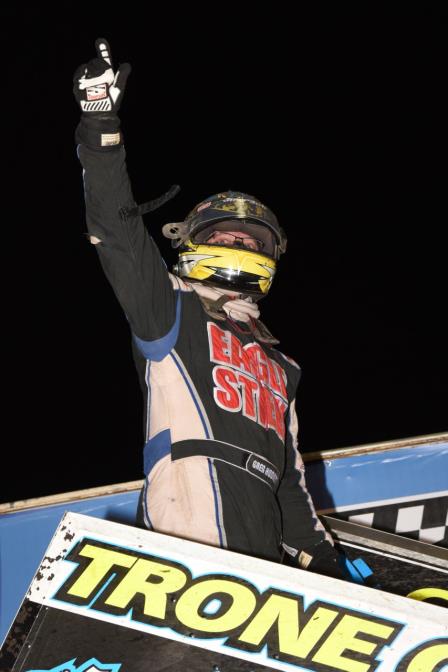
195, 294, 232, 321
248, 317, 280, 345
196, 294, 280, 345
226, 315, 280, 345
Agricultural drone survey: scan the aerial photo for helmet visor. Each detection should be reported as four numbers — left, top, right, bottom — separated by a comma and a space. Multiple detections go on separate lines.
191, 219, 276, 256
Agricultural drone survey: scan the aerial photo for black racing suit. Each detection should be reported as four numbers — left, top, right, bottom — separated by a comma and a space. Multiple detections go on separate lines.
76, 142, 332, 564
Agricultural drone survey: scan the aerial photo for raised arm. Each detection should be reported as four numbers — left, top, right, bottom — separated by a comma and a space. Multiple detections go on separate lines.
73, 38, 178, 343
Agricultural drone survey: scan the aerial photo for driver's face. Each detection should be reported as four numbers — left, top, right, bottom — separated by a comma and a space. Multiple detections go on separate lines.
205, 230, 260, 251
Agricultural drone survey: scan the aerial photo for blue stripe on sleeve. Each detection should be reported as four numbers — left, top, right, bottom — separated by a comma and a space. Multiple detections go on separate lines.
132, 290, 181, 361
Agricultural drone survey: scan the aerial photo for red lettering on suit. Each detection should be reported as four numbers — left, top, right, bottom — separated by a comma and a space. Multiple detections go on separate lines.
213, 367, 241, 411
207, 322, 289, 440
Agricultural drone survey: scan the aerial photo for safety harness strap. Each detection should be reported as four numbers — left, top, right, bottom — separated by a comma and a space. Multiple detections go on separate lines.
171, 439, 281, 492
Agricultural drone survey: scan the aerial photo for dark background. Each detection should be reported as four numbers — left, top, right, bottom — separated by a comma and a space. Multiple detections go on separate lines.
3, 5, 446, 502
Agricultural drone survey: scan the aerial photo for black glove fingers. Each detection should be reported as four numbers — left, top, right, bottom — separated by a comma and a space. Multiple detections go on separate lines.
73, 58, 109, 93
84, 57, 110, 79
73, 62, 88, 83
73, 38, 128, 149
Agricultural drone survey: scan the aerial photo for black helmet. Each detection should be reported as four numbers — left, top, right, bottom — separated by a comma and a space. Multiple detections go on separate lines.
163, 190, 287, 260
162, 191, 287, 298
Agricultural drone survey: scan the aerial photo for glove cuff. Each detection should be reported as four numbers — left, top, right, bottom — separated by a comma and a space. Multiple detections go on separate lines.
299, 541, 347, 581
75, 114, 123, 151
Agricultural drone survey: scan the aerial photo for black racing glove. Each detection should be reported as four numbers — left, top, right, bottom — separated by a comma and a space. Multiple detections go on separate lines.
73, 38, 131, 150
298, 541, 348, 581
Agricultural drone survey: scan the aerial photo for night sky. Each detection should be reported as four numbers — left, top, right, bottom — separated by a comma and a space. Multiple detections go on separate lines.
4, 5, 447, 503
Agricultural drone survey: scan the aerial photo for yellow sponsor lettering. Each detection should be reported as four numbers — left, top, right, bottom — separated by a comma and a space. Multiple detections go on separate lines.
406, 643, 448, 672
68, 544, 135, 599
56, 538, 404, 669
397, 638, 448, 671
313, 615, 396, 672
239, 595, 338, 658
105, 557, 188, 618
175, 578, 256, 633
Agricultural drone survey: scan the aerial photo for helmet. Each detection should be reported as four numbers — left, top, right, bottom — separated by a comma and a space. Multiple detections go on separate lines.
162, 191, 287, 298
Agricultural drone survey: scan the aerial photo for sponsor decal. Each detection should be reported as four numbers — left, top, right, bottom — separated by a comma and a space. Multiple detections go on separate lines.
197, 201, 212, 212
214, 198, 266, 219
248, 455, 279, 485
207, 322, 288, 440
26, 658, 121, 672
86, 84, 107, 101
53, 538, 405, 671
395, 638, 448, 671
